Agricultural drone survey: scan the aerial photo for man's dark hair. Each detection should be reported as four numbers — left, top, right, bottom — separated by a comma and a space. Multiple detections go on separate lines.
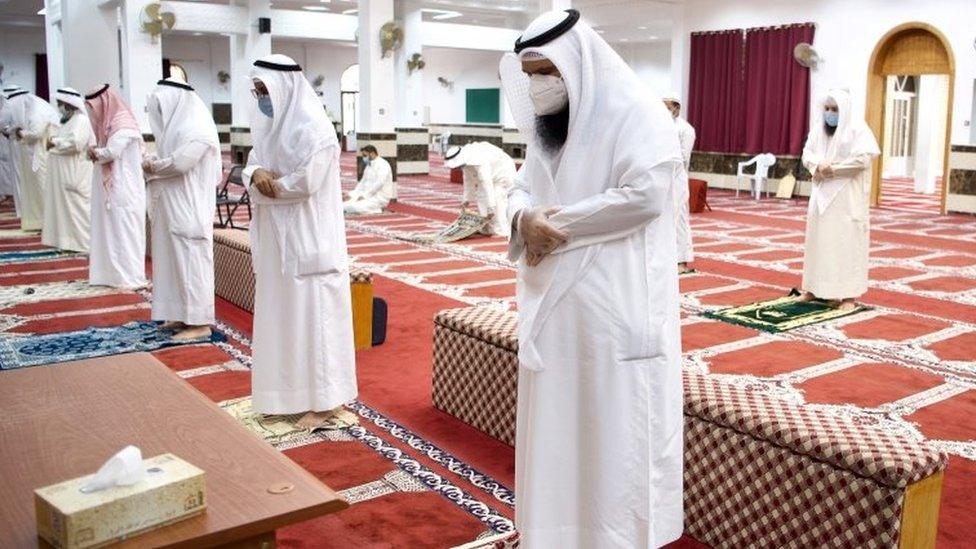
361, 145, 378, 155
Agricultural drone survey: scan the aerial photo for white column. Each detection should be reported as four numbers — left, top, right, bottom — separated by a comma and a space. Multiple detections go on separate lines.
119, 0, 162, 132
61, 0, 120, 95
395, 1, 423, 127
669, 2, 688, 104
358, 0, 395, 133
538, 0, 571, 12
914, 75, 948, 194
43, 0, 65, 99
229, 0, 272, 127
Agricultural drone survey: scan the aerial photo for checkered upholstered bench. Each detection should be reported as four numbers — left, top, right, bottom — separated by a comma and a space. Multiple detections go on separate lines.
432, 306, 948, 548
213, 228, 374, 349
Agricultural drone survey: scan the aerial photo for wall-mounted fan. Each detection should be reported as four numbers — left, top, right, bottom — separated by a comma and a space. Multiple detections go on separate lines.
437, 77, 454, 91
793, 42, 820, 69
379, 21, 403, 58
141, 2, 175, 43
217, 70, 230, 85
407, 53, 425, 74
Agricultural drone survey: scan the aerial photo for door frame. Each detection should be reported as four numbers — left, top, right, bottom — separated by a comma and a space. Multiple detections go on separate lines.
865, 22, 955, 214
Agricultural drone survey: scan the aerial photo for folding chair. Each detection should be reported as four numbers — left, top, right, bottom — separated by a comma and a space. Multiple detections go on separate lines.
215, 165, 250, 228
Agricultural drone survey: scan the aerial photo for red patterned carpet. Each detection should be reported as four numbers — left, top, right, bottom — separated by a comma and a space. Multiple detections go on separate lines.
0, 152, 973, 547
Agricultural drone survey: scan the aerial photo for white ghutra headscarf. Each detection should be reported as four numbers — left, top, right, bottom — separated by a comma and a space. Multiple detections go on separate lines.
147, 78, 220, 158
248, 54, 336, 176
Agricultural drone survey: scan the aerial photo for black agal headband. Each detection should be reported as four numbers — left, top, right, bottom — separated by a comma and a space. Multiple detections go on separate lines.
514, 9, 580, 53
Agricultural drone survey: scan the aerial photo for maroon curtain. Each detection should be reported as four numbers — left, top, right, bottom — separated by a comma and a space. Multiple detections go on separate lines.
742, 24, 815, 155
687, 30, 746, 153
35, 54, 49, 101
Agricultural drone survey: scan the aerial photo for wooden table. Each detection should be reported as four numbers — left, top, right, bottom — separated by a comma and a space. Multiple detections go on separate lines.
0, 353, 347, 548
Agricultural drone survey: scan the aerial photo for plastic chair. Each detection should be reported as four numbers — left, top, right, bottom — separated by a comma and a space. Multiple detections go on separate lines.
736, 153, 776, 200
215, 165, 250, 228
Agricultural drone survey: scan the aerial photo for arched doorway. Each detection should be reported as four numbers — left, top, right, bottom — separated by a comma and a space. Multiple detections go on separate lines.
866, 23, 955, 214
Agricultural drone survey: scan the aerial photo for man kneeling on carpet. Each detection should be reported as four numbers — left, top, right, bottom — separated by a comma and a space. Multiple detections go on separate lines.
244, 55, 357, 429
799, 89, 879, 312
343, 145, 395, 215
445, 141, 515, 238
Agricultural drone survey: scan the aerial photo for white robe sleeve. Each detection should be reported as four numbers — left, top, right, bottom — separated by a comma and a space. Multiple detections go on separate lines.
506, 166, 532, 261
95, 132, 136, 165
801, 134, 824, 175
547, 160, 678, 254
269, 146, 333, 200
475, 165, 497, 212
829, 154, 873, 178
50, 124, 89, 156
679, 123, 695, 169
148, 141, 212, 179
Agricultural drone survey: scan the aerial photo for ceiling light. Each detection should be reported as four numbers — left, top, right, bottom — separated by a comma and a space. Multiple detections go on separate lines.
303, 5, 329, 10
342, 8, 358, 15
638, 26, 647, 30
596, 29, 605, 34
193, 32, 204, 36
425, 9, 462, 20
620, 38, 629, 42
37, 8, 47, 15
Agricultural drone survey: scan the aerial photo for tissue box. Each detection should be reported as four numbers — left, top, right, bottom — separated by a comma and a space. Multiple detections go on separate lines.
34, 454, 206, 549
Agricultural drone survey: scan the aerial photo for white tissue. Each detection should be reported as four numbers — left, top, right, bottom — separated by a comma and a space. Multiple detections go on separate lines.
80, 445, 146, 493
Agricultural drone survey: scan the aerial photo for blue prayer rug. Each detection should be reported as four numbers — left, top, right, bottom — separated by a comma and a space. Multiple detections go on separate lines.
0, 249, 79, 264
0, 321, 226, 370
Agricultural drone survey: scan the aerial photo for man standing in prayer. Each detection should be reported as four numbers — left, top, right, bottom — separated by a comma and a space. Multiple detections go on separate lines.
11, 90, 59, 231
500, 9, 684, 548
0, 86, 23, 212
85, 84, 147, 289
663, 92, 696, 272
244, 55, 357, 428
444, 141, 516, 238
143, 79, 220, 340
343, 144, 394, 215
42, 88, 93, 252
800, 89, 880, 311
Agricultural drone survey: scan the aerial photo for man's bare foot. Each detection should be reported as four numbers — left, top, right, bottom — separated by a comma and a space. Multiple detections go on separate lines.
836, 299, 858, 312
295, 408, 344, 430
797, 291, 817, 302
159, 321, 186, 331
173, 325, 212, 341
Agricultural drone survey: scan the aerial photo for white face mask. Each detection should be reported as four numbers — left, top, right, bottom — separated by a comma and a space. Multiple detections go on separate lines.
528, 73, 568, 116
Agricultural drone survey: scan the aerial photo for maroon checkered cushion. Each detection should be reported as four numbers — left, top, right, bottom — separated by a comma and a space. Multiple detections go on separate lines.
684, 371, 947, 488
434, 307, 518, 353
213, 228, 372, 313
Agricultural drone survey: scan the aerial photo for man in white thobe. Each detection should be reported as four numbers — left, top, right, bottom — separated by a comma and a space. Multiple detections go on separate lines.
800, 89, 880, 311
500, 9, 684, 548
663, 92, 696, 271
143, 79, 220, 340
85, 84, 148, 289
12, 91, 58, 231
244, 55, 357, 428
343, 144, 394, 215
444, 141, 516, 238
42, 88, 93, 252
0, 86, 23, 212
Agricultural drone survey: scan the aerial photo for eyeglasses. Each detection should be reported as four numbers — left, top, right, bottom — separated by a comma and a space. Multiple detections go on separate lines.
250, 89, 269, 99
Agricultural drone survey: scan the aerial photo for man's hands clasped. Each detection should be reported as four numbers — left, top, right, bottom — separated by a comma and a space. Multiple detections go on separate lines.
519, 206, 567, 267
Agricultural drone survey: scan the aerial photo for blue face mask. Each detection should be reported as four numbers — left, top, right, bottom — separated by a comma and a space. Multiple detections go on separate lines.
257, 96, 273, 118
824, 110, 839, 127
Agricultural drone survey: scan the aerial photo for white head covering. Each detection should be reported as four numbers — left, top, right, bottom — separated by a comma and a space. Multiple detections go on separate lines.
444, 144, 465, 169
147, 78, 220, 157
806, 88, 880, 214
248, 54, 336, 174
500, 9, 680, 206
3, 86, 22, 99
55, 87, 86, 112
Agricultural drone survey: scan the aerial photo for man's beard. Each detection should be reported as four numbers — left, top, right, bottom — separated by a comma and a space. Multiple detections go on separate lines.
535, 106, 569, 154
824, 122, 837, 136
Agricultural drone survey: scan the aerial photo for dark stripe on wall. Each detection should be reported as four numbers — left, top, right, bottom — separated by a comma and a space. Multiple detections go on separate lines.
396, 144, 429, 162
690, 152, 811, 180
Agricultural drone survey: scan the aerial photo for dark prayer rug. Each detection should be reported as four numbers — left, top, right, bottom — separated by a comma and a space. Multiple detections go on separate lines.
702, 295, 870, 333
0, 321, 226, 370
0, 249, 78, 263
401, 211, 489, 243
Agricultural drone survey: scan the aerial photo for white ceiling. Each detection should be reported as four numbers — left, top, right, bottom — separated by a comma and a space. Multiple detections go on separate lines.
0, 0, 45, 27
0, 0, 677, 44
